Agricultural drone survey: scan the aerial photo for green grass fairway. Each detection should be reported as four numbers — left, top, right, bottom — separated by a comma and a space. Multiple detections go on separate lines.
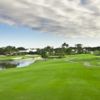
0, 54, 100, 100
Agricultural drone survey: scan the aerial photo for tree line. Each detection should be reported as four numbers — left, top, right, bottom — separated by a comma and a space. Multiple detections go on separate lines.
0, 46, 27, 55
37, 43, 100, 57
0, 43, 100, 56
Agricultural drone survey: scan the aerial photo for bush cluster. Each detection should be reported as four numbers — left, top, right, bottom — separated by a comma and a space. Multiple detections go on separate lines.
61, 54, 66, 58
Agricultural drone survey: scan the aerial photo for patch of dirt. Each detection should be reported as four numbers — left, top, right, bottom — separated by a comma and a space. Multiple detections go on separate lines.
83, 62, 91, 66
65, 57, 100, 67
83, 62, 100, 67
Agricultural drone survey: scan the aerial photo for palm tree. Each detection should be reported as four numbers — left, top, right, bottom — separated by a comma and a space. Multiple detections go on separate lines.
62, 43, 69, 54
75, 44, 83, 54
51, 47, 54, 55
62, 43, 69, 48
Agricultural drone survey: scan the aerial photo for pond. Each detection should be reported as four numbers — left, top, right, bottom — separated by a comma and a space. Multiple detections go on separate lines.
0, 60, 36, 70
49, 57, 62, 59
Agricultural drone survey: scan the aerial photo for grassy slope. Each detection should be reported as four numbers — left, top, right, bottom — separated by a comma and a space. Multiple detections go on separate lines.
0, 54, 100, 100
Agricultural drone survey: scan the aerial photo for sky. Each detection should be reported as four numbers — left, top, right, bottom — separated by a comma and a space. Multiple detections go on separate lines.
0, 0, 100, 48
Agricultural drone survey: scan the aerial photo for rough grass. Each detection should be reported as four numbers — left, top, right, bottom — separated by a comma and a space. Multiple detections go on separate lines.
0, 54, 100, 100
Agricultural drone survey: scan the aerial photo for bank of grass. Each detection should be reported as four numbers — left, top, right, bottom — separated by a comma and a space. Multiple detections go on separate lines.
0, 54, 100, 100
0, 55, 40, 61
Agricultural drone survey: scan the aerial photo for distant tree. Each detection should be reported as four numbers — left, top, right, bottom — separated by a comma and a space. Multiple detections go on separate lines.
41, 50, 49, 61
44, 46, 51, 55
17, 47, 26, 50
0, 46, 23, 55
61, 48, 64, 55
62, 42, 69, 48
0, 48, 3, 55
15, 49, 19, 53
54, 48, 58, 55
36, 48, 40, 54
75, 44, 83, 54
51, 47, 54, 55
62, 42, 69, 54
56, 48, 60, 55
67, 48, 72, 56
28, 51, 33, 54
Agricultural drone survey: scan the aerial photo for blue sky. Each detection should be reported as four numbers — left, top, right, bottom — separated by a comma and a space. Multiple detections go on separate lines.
0, 0, 100, 48
1, 23, 100, 48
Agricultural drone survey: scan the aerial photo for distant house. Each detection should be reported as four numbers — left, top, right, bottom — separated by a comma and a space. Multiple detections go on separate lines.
53, 51, 55, 54
72, 49, 78, 53
19, 48, 37, 53
46, 52, 49, 55
89, 51, 93, 54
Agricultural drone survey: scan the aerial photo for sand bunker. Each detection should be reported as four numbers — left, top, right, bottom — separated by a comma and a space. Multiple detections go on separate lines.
12, 57, 23, 59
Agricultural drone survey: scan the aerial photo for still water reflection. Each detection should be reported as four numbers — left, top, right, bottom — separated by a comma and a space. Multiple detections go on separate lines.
0, 60, 36, 70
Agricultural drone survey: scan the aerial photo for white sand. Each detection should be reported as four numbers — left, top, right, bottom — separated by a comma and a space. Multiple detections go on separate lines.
12, 57, 23, 59
25, 55, 38, 56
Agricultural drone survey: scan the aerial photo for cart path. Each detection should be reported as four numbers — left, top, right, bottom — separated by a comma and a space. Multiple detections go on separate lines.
65, 57, 100, 67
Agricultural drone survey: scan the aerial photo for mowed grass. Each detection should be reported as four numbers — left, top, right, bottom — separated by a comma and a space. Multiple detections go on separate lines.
0, 54, 100, 100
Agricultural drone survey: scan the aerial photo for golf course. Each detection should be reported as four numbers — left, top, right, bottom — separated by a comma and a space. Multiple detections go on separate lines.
0, 54, 100, 100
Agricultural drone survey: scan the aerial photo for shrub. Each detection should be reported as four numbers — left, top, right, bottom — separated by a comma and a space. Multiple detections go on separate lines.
61, 54, 66, 58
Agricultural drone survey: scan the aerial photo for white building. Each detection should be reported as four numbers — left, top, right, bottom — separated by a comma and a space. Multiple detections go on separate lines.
89, 51, 93, 54
19, 48, 37, 53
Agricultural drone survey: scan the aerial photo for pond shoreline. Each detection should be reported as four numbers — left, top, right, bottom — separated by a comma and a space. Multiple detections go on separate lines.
12, 57, 43, 61
0, 57, 43, 61
0, 57, 44, 70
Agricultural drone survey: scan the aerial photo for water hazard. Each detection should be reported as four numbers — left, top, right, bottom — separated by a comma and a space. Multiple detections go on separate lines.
0, 60, 36, 70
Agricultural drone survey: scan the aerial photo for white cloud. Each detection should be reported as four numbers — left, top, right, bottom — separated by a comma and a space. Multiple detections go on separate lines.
0, 0, 100, 38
